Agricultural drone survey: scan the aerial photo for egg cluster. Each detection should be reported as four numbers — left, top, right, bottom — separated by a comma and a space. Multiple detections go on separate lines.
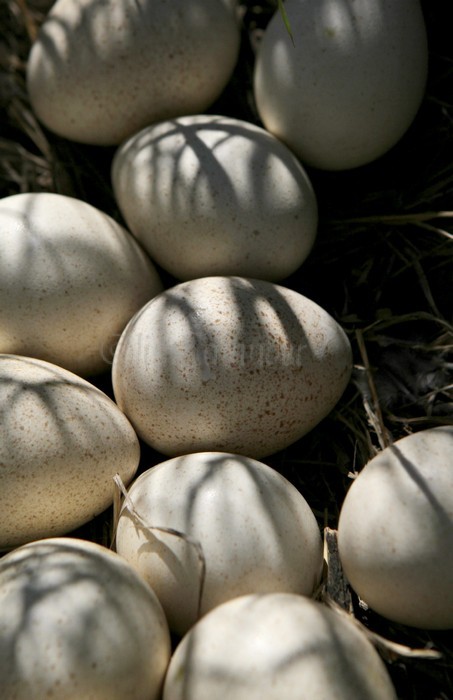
1, 0, 449, 698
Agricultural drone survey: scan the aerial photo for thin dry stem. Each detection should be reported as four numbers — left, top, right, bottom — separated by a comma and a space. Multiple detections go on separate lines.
112, 474, 207, 622
355, 330, 392, 449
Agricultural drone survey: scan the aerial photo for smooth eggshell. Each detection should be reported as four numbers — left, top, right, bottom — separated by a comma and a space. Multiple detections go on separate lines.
112, 114, 318, 281
0, 354, 141, 551
115, 452, 324, 636
0, 192, 162, 376
111, 276, 352, 458
253, 0, 428, 170
26, 0, 241, 145
338, 426, 453, 629
163, 593, 398, 699
0, 537, 171, 700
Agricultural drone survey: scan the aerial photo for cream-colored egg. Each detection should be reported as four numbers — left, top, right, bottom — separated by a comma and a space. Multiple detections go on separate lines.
0, 192, 162, 376
26, 0, 240, 145
0, 354, 141, 551
0, 537, 171, 700
112, 276, 352, 458
254, 0, 428, 170
112, 114, 318, 281
163, 593, 398, 699
115, 451, 324, 636
338, 426, 453, 629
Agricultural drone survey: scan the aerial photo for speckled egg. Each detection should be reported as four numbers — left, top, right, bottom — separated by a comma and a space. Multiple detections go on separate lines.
0, 192, 162, 376
26, 0, 241, 145
0, 354, 141, 551
253, 0, 428, 170
163, 593, 398, 699
338, 426, 453, 629
111, 114, 318, 281
0, 537, 171, 700
111, 276, 352, 458
115, 452, 324, 636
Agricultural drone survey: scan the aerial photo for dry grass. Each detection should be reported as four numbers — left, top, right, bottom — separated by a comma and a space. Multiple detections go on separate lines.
1, 0, 453, 696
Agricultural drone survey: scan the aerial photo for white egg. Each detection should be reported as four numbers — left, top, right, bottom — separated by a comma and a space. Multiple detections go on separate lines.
112, 114, 318, 281
112, 276, 352, 458
115, 452, 324, 636
163, 593, 398, 699
338, 426, 453, 629
0, 537, 171, 700
26, 0, 241, 145
253, 0, 428, 170
0, 354, 141, 551
0, 192, 162, 376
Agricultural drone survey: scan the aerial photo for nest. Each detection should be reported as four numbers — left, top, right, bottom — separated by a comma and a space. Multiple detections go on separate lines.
1, 0, 453, 696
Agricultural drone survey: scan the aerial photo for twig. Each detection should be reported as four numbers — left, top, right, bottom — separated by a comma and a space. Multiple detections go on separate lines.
355, 330, 391, 450
111, 474, 207, 622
